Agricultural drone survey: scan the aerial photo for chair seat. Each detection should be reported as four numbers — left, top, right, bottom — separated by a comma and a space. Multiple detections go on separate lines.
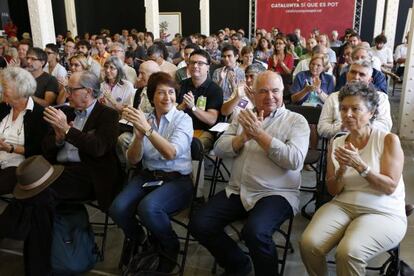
304, 150, 321, 165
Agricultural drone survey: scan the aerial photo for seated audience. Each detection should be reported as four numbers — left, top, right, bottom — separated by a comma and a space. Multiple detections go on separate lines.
394, 32, 408, 78
371, 34, 393, 71
221, 63, 265, 121
100, 56, 135, 112
175, 43, 199, 83
291, 55, 335, 106
177, 49, 223, 199
254, 37, 273, 63
204, 36, 222, 65
293, 45, 333, 80
110, 42, 138, 85
43, 43, 67, 80
300, 81, 406, 276
93, 35, 110, 67
147, 43, 177, 78
189, 71, 310, 276
212, 44, 245, 101
13, 71, 123, 274
178, 49, 223, 153
75, 39, 102, 79
300, 37, 317, 60
26, 47, 59, 106
239, 46, 254, 71
316, 34, 337, 65
56, 54, 90, 104
318, 60, 392, 138
116, 60, 161, 166
267, 36, 294, 92
0, 67, 47, 195
336, 46, 387, 93
109, 72, 193, 272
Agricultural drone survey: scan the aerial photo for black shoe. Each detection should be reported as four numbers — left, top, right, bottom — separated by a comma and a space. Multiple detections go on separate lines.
220, 260, 252, 276
157, 244, 180, 273
120, 238, 138, 268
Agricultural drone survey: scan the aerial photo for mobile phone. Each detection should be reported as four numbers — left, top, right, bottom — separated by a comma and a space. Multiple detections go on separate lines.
142, 180, 164, 188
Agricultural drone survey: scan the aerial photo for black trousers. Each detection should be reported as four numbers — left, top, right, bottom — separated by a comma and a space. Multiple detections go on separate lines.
0, 166, 17, 195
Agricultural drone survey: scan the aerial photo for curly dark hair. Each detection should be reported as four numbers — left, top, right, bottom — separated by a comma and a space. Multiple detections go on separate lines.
338, 80, 379, 122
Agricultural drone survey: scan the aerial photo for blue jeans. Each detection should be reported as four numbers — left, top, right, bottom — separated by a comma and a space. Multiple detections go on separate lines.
189, 191, 293, 276
109, 174, 193, 253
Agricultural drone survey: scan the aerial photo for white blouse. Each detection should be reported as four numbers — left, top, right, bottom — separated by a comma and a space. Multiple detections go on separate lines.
0, 97, 34, 169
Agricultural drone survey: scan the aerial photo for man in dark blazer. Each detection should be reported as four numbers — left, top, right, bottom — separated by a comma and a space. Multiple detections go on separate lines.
43, 71, 122, 211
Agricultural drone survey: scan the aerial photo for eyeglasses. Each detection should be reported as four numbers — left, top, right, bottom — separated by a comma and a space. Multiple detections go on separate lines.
26, 56, 41, 61
65, 86, 84, 94
45, 51, 56, 55
111, 49, 124, 53
188, 60, 209, 66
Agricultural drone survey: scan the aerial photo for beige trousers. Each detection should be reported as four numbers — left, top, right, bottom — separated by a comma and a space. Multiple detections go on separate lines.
299, 200, 407, 276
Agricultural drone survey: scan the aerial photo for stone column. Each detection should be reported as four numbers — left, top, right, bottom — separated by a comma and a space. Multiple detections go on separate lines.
64, 0, 78, 37
200, 0, 210, 36
145, 0, 160, 39
373, 0, 386, 37
383, 0, 400, 50
27, 0, 56, 47
398, 3, 414, 140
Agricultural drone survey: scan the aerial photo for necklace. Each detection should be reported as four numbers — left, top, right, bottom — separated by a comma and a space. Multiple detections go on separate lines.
1, 112, 24, 137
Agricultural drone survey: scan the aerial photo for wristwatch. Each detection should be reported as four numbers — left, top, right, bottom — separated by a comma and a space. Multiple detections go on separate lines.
144, 127, 154, 137
359, 166, 370, 177
191, 106, 197, 112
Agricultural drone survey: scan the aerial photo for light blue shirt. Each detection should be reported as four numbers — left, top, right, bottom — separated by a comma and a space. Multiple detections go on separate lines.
140, 106, 193, 175
57, 100, 97, 163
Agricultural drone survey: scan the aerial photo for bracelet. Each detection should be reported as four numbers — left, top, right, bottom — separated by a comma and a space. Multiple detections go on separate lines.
8, 144, 14, 153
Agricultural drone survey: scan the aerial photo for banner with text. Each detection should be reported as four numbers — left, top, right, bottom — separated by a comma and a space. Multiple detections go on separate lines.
256, 0, 356, 38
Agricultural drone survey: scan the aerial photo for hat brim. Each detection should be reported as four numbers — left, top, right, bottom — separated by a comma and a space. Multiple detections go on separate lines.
13, 165, 64, 199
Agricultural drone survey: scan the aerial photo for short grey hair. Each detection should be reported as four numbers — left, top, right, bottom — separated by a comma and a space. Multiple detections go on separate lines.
78, 71, 101, 98
110, 42, 125, 51
0, 67, 37, 98
104, 56, 126, 85
351, 46, 373, 62
350, 59, 373, 77
338, 80, 379, 122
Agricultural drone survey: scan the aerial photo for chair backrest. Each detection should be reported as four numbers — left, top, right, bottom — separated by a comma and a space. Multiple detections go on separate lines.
190, 137, 204, 191
191, 137, 204, 162
285, 104, 322, 125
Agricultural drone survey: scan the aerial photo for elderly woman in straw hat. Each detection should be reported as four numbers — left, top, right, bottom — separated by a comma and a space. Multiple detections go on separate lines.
0, 67, 48, 195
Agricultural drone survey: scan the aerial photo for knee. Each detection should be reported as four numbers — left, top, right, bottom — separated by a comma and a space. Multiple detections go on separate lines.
335, 240, 364, 264
299, 230, 325, 257
188, 211, 212, 239
108, 197, 131, 222
137, 197, 161, 219
241, 222, 271, 248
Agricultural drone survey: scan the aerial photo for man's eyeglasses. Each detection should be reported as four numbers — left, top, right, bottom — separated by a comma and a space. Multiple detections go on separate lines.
26, 56, 41, 61
65, 86, 84, 94
45, 51, 55, 55
188, 61, 209, 66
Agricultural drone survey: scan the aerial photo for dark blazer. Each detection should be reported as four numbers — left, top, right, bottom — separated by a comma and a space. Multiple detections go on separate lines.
42, 102, 122, 210
0, 99, 47, 157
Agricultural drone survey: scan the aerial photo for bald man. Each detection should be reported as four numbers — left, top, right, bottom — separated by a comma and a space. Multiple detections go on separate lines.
190, 71, 310, 276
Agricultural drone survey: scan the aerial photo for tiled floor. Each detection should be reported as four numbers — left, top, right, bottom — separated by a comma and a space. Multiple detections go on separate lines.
1, 83, 414, 275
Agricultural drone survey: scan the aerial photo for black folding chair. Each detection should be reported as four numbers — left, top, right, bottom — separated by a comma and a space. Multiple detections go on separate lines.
286, 105, 329, 219
171, 137, 204, 275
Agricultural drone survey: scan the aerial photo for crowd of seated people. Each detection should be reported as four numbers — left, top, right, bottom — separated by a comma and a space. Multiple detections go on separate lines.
0, 25, 410, 275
